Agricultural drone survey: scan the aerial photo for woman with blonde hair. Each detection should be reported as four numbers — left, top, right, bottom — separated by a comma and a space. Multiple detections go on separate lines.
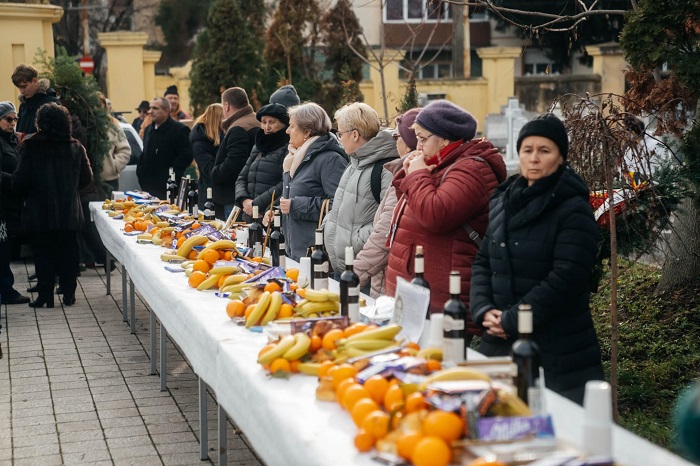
190, 103, 224, 209
98, 92, 131, 195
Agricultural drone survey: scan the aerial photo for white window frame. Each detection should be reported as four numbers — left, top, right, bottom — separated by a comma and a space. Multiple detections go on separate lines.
383, 0, 451, 23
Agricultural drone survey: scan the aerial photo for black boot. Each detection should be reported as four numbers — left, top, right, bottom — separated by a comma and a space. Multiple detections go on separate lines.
29, 295, 54, 308
62, 293, 76, 306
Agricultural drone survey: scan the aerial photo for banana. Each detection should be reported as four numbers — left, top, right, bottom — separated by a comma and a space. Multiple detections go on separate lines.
209, 265, 239, 275
185, 268, 193, 277
417, 367, 492, 391
245, 291, 271, 328
160, 253, 183, 262
180, 260, 196, 269
341, 345, 399, 359
257, 334, 296, 365
492, 389, 533, 417
337, 339, 397, 352
344, 324, 402, 343
282, 332, 311, 360
226, 292, 242, 300
137, 234, 153, 241
196, 274, 220, 291
418, 347, 443, 361
225, 283, 252, 294
221, 274, 249, 287
123, 200, 136, 207
150, 213, 161, 223
296, 301, 339, 317
296, 362, 322, 376
162, 226, 176, 233
260, 291, 283, 326
304, 288, 337, 303
195, 239, 237, 259
293, 299, 309, 313
176, 235, 209, 257
156, 221, 169, 228
151, 230, 163, 245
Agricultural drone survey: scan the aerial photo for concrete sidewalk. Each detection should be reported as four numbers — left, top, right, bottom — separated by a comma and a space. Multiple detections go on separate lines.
0, 261, 263, 466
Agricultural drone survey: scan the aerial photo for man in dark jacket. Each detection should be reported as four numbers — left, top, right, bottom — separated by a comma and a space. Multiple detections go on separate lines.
211, 87, 259, 217
11, 65, 60, 135
137, 98, 193, 199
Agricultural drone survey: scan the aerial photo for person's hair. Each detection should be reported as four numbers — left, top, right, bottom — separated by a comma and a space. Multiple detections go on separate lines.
11, 64, 37, 86
222, 87, 249, 109
288, 102, 331, 137
334, 102, 380, 141
194, 103, 224, 146
152, 97, 170, 112
98, 92, 119, 126
36, 103, 72, 139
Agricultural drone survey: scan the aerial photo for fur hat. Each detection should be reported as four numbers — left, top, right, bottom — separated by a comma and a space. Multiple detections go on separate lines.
136, 100, 149, 112
164, 85, 179, 97
516, 113, 569, 159
256, 103, 289, 126
415, 100, 477, 142
0, 101, 17, 120
396, 108, 421, 151
269, 85, 300, 108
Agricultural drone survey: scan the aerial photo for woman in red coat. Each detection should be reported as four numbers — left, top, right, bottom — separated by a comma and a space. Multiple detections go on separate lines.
385, 100, 506, 338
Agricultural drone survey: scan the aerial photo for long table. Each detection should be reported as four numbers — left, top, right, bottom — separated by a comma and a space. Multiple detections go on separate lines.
89, 202, 694, 466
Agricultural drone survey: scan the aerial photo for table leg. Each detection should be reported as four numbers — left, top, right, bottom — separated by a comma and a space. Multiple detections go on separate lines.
218, 403, 227, 466
121, 265, 127, 322
149, 311, 157, 376
199, 377, 208, 460
160, 323, 167, 391
129, 278, 135, 334
105, 249, 111, 295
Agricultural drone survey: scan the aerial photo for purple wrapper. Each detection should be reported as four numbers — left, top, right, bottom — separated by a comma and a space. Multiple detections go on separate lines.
477, 415, 555, 441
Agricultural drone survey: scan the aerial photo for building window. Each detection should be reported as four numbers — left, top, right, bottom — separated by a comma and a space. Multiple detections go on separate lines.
400, 63, 453, 80
385, 0, 451, 23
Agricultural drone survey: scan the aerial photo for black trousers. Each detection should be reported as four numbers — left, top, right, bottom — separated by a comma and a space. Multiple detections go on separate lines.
30, 230, 79, 301
79, 199, 107, 264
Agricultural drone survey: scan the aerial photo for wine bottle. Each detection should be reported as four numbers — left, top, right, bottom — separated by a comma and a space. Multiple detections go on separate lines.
269, 213, 286, 268
203, 188, 216, 221
248, 205, 263, 249
512, 304, 541, 408
186, 176, 198, 217
166, 169, 177, 205
412, 246, 433, 348
443, 271, 466, 363
310, 229, 329, 290
339, 246, 360, 322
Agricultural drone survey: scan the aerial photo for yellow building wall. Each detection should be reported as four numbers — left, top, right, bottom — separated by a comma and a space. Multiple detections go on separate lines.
587, 43, 626, 97
0, 2, 63, 107
154, 60, 192, 118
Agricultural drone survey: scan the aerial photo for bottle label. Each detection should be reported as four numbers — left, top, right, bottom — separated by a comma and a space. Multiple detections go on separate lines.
203, 209, 215, 217
349, 302, 360, 323
348, 286, 360, 297
314, 262, 329, 273
443, 338, 465, 363
279, 255, 286, 269
443, 315, 465, 332
415, 257, 424, 274
279, 243, 286, 250
193, 205, 198, 217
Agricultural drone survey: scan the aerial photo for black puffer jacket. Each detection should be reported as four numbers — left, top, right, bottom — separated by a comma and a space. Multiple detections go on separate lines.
190, 123, 222, 207
234, 128, 288, 223
13, 132, 93, 232
16, 80, 60, 135
0, 131, 22, 231
470, 165, 604, 404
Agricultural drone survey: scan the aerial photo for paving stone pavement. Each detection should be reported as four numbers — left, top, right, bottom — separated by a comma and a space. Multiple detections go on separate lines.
0, 261, 264, 466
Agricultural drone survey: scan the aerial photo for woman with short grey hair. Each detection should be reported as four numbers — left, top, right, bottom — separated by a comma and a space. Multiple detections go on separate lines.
280, 103, 347, 261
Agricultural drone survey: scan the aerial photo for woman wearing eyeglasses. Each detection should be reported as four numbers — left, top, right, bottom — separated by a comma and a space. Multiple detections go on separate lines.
385, 100, 507, 342
0, 102, 30, 305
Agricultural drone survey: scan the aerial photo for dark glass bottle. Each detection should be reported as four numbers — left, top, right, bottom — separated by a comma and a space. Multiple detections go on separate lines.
247, 205, 263, 250
310, 229, 329, 290
412, 246, 433, 348
339, 246, 360, 322
166, 170, 177, 205
512, 304, 541, 407
269, 213, 286, 269
203, 188, 216, 221
443, 271, 466, 363
186, 176, 198, 217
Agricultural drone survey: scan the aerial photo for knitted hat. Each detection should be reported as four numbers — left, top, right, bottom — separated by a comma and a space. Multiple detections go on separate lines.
415, 100, 477, 142
269, 85, 300, 108
256, 103, 289, 126
396, 108, 420, 151
136, 100, 149, 112
516, 113, 569, 159
164, 85, 179, 97
0, 101, 17, 120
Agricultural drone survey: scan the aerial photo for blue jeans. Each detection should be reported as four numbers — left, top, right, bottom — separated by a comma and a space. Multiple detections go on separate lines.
224, 204, 236, 220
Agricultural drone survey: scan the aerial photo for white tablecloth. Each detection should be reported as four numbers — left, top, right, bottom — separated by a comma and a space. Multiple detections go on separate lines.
89, 202, 694, 466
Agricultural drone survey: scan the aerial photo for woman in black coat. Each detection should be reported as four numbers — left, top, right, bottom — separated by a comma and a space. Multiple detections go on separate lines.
234, 102, 290, 223
190, 103, 223, 209
13, 103, 93, 308
470, 114, 604, 405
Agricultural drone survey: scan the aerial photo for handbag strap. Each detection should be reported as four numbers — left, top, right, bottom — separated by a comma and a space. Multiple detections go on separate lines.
317, 198, 330, 230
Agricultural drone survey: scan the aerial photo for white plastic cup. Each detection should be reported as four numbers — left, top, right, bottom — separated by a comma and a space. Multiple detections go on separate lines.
428, 313, 444, 349
582, 380, 613, 460
298, 257, 311, 289
112, 191, 126, 201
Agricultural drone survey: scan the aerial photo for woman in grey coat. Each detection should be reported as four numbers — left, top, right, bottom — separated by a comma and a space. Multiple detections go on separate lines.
280, 103, 348, 261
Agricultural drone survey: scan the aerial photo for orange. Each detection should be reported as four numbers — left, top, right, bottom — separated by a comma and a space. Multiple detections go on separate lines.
331, 363, 358, 390
226, 300, 245, 318
224, 250, 233, 260
361, 410, 390, 440
149, 228, 161, 237
343, 322, 368, 338
309, 335, 322, 353
317, 361, 335, 378
218, 274, 232, 289
363, 375, 389, 405
396, 431, 424, 460
187, 250, 198, 260
466, 458, 508, 466
251, 257, 263, 263
411, 436, 451, 466
341, 383, 371, 411
383, 383, 405, 412
124, 224, 134, 232
322, 328, 345, 351
405, 392, 428, 413
351, 397, 380, 427
202, 248, 220, 265
192, 260, 211, 273
264, 281, 282, 293
422, 410, 464, 443
176, 235, 186, 248
354, 429, 375, 452
289, 360, 300, 373
244, 304, 257, 322
218, 250, 226, 260
295, 288, 306, 299
188, 271, 207, 288
426, 359, 442, 373
269, 358, 291, 374
258, 343, 276, 360
191, 222, 201, 229
336, 378, 357, 404
285, 268, 299, 282
278, 303, 294, 319
406, 342, 421, 351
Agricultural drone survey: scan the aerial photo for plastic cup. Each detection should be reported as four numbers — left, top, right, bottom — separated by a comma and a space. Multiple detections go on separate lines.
428, 313, 444, 349
582, 380, 613, 460
298, 257, 311, 289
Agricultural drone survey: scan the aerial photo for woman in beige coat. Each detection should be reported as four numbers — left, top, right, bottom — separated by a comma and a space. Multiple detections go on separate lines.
98, 93, 131, 195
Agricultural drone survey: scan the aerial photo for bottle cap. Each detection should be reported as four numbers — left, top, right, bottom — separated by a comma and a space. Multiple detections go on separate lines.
345, 246, 354, 264
207, 187, 212, 197
252, 205, 259, 218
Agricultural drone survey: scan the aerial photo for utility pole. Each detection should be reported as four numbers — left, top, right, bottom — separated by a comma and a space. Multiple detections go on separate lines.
81, 0, 89, 55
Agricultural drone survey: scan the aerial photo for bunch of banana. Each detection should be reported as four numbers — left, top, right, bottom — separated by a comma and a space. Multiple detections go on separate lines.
176, 235, 208, 257
417, 366, 492, 392
195, 239, 236, 260
294, 289, 340, 318
218, 273, 249, 293
335, 324, 403, 358
417, 347, 443, 361
202, 220, 225, 230
160, 251, 183, 262
150, 229, 163, 245
489, 388, 533, 417
245, 291, 283, 328
257, 334, 295, 365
